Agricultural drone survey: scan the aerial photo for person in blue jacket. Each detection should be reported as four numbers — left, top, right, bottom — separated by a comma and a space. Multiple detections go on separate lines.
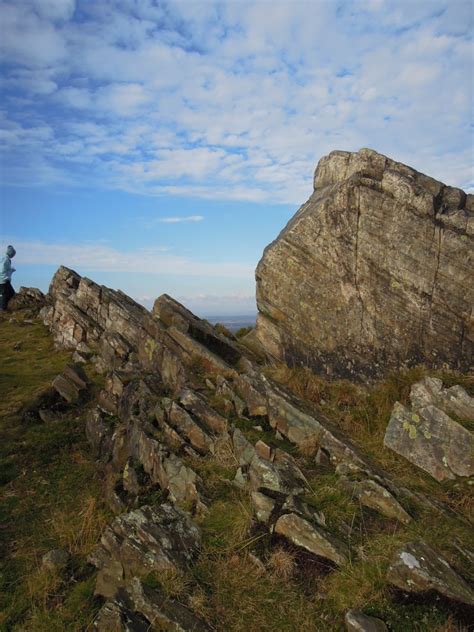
0, 245, 17, 311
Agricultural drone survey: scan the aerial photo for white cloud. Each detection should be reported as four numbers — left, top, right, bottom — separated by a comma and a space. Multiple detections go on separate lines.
8, 238, 253, 278
0, 0, 473, 200
157, 215, 204, 224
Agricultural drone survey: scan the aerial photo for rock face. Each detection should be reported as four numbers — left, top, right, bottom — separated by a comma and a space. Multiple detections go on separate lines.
384, 378, 474, 481
255, 148, 473, 379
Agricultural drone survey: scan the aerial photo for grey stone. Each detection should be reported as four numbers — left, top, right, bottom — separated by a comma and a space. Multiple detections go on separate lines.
410, 377, 474, 420
340, 478, 411, 524
274, 513, 349, 566
52, 364, 88, 403
384, 401, 474, 481
345, 609, 388, 632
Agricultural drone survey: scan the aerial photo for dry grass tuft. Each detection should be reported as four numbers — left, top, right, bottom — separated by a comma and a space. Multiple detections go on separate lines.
267, 547, 296, 580
213, 435, 239, 469
298, 435, 320, 457
50, 496, 109, 558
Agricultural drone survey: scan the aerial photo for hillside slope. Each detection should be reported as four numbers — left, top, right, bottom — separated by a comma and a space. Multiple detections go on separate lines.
0, 278, 472, 631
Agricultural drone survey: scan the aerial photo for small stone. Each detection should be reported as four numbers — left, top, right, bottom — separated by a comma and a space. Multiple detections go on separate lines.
274, 513, 349, 566
255, 440, 273, 461
38, 409, 61, 423
315, 447, 331, 467
52, 364, 88, 403
345, 609, 388, 631
251, 491, 276, 524
42, 548, 69, 573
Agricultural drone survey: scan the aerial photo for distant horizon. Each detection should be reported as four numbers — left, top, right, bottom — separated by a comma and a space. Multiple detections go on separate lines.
1, 0, 472, 314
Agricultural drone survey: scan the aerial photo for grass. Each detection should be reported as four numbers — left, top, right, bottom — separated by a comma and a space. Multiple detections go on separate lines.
0, 312, 110, 631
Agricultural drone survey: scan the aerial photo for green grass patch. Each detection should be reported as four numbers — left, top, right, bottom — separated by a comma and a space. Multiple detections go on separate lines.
0, 313, 109, 631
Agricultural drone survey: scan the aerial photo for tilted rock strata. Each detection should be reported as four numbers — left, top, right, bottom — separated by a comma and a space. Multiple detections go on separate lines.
255, 148, 473, 379
89, 503, 201, 599
37, 266, 473, 628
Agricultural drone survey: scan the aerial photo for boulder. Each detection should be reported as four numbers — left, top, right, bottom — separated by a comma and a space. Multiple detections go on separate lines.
89, 503, 201, 599
384, 401, 473, 481
265, 380, 367, 469
168, 402, 215, 455
178, 388, 228, 434
255, 148, 473, 379
153, 294, 242, 367
387, 541, 474, 606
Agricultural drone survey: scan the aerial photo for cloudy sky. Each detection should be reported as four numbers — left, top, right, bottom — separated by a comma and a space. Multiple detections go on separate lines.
1, 0, 472, 316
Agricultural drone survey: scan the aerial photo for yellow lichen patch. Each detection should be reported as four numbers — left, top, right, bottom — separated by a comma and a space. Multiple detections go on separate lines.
402, 420, 417, 439
144, 337, 157, 361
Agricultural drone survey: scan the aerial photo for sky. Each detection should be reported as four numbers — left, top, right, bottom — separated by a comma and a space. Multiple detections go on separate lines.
0, 0, 472, 316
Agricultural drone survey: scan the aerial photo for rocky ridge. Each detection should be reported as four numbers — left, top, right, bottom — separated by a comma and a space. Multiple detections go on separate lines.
11, 263, 472, 631
254, 148, 473, 379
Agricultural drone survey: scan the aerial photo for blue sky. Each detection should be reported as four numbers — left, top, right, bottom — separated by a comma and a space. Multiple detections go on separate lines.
0, 0, 472, 316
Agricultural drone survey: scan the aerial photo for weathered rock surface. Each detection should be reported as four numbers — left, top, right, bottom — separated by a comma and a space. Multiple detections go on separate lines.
52, 363, 88, 403
384, 397, 473, 482
409, 377, 474, 420
274, 513, 349, 566
255, 148, 473, 379
9, 287, 46, 312
387, 541, 474, 606
339, 477, 411, 524
345, 609, 388, 632
95, 578, 210, 631
89, 503, 201, 599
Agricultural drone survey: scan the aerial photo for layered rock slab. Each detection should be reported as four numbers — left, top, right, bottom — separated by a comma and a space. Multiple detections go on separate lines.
387, 541, 474, 606
255, 148, 473, 379
384, 378, 473, 481
89, 503, 201, 599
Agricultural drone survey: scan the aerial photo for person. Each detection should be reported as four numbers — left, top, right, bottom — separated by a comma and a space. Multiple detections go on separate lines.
0, 245, 16, 311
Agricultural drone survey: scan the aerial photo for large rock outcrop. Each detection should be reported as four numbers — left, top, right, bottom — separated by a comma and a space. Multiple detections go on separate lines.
255, 148, 473, 379
35, 264, 473, 629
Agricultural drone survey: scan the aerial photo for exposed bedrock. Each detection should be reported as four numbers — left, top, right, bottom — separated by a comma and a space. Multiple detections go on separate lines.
255, 148, 473, 379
